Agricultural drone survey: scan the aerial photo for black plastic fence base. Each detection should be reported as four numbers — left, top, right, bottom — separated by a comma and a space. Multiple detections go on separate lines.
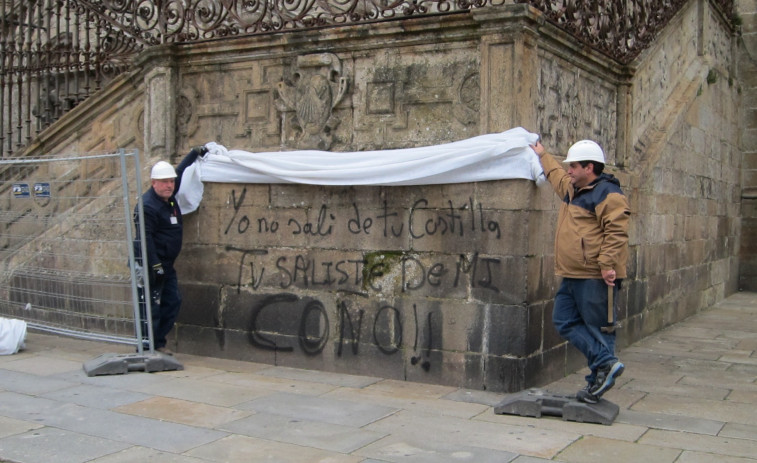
493, 389, 619, 426
83, 352, 184, 376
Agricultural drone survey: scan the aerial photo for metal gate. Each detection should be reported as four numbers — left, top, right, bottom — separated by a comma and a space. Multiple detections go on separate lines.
0, 148, 181, 374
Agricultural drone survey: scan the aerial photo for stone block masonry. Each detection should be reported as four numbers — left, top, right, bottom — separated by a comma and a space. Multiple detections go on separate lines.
177, 180, 543, 392
2, 2, 743, 393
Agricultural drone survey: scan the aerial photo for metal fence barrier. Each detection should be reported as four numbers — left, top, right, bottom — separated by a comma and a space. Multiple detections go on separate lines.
0, 148, 182, 374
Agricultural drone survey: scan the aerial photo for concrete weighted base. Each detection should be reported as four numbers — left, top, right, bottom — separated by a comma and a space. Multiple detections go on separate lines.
83, 352, 184, 376
493, 388, 619, 425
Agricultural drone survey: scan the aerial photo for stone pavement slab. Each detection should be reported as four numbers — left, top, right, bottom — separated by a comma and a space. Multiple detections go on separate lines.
114, 396, 252, 428
237, 391, 399, 427
220, 412, 386, 453
0, 369, 77, 395
355, 436, 519, 462
0, 391, 227, 453
184, 434, 363, 463
363, 410, 581, 458
0, 427, 131, 463
89, 447, 210, 463
640, 428, 757, 459
0, 292, 754, 463
556, 435, 682, 463
40, 383, 151, 409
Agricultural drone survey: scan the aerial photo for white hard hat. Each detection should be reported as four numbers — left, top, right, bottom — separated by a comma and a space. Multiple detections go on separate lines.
151, 161, 177, 179
564, 140, 605, 164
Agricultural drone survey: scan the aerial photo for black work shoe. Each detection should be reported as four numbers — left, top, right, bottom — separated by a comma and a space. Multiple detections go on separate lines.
576, 384, 599, 404
156, 346, 174, 356
591, 361, 624, 398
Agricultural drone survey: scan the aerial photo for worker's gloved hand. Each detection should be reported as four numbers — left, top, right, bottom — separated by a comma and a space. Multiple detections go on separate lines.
150, 287, 162, 307
150, 263, 165, 287
190, 145, 208, 158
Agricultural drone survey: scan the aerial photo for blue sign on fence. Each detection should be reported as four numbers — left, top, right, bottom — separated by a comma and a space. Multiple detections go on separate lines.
12, 183, 30, 198
33, 183, 51, 198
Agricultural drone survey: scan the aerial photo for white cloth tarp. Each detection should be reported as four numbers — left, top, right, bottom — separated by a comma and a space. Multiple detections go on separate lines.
0, 318, 26, 355
177, 127, 544, 214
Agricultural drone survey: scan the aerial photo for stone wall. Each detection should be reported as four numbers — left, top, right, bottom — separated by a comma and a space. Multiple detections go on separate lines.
624, 0, 742, 338
8, 2, 743, 392
737, 0, 757, 290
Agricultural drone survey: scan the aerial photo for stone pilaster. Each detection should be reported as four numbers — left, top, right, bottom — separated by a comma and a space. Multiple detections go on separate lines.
141, 48, 178, 161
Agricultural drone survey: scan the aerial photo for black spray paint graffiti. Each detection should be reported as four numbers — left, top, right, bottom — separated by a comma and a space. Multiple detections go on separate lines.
248, 293, 438, 370
221, 187, 502, 372
224, 187, 501, 240
226, 246, 502, 294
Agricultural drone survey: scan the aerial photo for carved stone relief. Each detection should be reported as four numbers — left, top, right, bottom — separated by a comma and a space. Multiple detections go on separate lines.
535, 53, 617, 162
177, 92, 197, 139
354, 50, 480, 148
276, 53, 349, 150
453, 71, 480, 126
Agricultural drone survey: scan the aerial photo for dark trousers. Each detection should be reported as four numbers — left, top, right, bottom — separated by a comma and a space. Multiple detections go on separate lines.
552, 278, 618, 384
139, 269, 181, 350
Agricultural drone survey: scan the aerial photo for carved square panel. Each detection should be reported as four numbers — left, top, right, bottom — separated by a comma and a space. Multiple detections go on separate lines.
366, 82, 396, 114
245, 90, 270, 122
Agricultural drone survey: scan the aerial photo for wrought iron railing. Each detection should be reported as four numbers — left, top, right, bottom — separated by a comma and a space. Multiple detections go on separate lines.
1, 0, 735, 158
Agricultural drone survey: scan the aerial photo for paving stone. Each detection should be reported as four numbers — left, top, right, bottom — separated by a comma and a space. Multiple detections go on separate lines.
443, 388, 507, 407
479, 409, 647, 441
0, 391, 227, 453
0, 427, 131, 463
640, 429, 757, 459
54, 367, 176, 391
88, 446, 211, 462
0, 415, 42, 438
510, 457, 567, 463
237, 391, 398, 427
726, 389, 757, 403
133, 376, 271, 407
679, 372, 757, 392
619, 379, 730, 400
186, 434, 362, 462
631, 393, 757, 425
202, 371, 339, 396
220, 411, 386, 453
720, 354, 757, 366
616, 409, 724, 435
0, 355, 83, 376
177, 354, 271, 374
719, 422, 757, 441
364, 410, 580, 459
41, 383, 151, 409
255, 365, 383, 388
556, 435, 681, 463
675, 450, 757, 463
0, 369, 78, 395
115, 396, 252, 428
355, 435, 519, 462
326, 383, 490, 419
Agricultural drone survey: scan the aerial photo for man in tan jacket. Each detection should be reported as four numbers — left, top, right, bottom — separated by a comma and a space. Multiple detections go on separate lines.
532, 139, 630, 404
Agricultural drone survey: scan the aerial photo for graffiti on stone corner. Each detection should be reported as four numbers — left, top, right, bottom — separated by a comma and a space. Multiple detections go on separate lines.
225, 246, 503, 294
246, 291, 438, 370
224, 187, 502, 239
214, 186, 514, 369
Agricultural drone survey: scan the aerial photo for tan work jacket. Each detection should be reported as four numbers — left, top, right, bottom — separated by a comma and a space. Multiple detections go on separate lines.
539, 152, 630, 279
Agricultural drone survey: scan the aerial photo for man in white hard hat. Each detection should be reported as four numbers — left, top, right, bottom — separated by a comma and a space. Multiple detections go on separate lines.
532, 139, 630, 404
134, 146, 207, 355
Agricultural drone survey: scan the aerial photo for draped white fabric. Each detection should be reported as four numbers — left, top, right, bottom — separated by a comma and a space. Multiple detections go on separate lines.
177, 127, 544, 214
0, 318, 26, 355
